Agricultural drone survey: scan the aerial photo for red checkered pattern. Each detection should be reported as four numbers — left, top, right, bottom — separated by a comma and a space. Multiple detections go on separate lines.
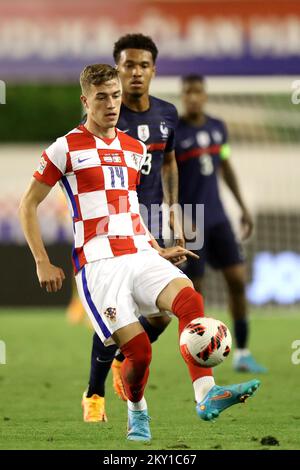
33, 125, 152, 273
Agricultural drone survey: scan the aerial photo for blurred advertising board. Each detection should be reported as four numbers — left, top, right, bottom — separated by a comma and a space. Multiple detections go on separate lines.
1, 0, 300, 80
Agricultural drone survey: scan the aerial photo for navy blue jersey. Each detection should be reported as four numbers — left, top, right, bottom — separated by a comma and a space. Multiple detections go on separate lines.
175, 114, 231, 228
117, 96, 178, 208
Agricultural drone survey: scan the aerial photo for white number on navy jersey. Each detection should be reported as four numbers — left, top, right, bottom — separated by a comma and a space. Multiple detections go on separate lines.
141, 153, 152, 175
199, 154, 214, 176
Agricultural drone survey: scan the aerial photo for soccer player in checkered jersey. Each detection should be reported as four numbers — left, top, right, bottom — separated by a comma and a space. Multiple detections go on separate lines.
80, 34, 186, 422
19, 64, 260, 441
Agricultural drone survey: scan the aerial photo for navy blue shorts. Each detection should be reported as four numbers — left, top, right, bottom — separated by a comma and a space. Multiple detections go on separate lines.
184, 219, 244, 278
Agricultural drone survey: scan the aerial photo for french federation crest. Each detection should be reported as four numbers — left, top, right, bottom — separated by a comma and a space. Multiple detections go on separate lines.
137, 124, 150, 142
160, 121, 169, 138
103, 307, 117, 322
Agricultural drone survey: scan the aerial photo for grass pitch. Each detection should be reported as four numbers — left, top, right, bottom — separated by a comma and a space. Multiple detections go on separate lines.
0, 308, 300, 450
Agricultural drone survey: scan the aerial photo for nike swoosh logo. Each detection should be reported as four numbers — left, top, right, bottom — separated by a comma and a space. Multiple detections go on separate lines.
96, 357, 112, 363
78, 157, 92, 163
211, 391, 232, 401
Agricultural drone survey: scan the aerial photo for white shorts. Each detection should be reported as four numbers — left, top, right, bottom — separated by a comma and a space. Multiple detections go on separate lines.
75, 250, 187, 345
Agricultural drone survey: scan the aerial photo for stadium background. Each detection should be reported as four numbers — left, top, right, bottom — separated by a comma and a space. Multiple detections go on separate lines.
1, 0, 300, 308
1, 0, 300, 452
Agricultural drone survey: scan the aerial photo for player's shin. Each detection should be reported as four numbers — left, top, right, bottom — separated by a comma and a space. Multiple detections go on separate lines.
87, 333, 117, 397
172, 286, 205, 333
120, 332, 152, 407
171, 286, 215, 401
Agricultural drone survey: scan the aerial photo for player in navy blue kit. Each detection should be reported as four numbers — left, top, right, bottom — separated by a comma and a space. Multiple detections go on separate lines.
118, 93, 178, 242
176, 74, 266, 374
81, 34, 187, 422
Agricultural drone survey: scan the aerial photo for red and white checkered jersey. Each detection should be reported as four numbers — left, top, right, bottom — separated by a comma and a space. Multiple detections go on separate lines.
33, 125, 153, 273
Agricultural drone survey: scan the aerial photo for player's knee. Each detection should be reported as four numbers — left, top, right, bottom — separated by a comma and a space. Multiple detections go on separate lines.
121, 332, 152, 371
92, 332, 117, 360
228, 277, 245, 296
148, 314, 171, 330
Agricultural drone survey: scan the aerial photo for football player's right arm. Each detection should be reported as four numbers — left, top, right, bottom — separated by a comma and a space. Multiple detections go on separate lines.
19, 178, 65, 293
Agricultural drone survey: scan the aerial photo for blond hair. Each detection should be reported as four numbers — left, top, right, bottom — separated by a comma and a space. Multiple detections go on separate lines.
80, 64, 119, 94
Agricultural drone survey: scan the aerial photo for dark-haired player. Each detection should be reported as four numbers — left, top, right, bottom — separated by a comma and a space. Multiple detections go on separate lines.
175, 74, 267, 374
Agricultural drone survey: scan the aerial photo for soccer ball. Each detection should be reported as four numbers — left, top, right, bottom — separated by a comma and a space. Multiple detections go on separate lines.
180, 317, 232, 368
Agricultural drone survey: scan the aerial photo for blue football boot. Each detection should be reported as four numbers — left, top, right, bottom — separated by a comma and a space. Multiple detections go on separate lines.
233, 353, 267, 373
127, 409, 151, 441
196, 379, 261, 421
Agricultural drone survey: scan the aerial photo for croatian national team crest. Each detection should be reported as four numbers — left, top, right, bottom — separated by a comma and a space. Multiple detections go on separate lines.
103, 307, 117, 322
132, 153, 140, 168
137, 124, 150, 142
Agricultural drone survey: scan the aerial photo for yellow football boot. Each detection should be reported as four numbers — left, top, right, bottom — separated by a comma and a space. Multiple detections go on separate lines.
81, 392, 108, 422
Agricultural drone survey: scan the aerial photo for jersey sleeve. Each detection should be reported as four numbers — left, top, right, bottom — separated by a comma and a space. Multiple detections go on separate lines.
136, 141, 147, 186
165, 104, 179, 153
139, 142, 148, 170
33, 137, 67, 186
219, 121, 231, 161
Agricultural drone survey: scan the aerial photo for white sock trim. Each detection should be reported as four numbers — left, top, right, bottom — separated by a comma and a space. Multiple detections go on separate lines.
128, 397, 147, 412
234, 349, 250, 359
193, 376, 215, 403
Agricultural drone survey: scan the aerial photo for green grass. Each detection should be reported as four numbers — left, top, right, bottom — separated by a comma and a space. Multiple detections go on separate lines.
0, 309, 300, 450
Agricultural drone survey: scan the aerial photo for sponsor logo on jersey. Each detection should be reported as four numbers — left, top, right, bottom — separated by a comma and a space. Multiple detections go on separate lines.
38, 156, 47, 174
103, 307, 117, 322
160, 121, 169, 139
137, 124, 150, 142
78, 156, 92, 163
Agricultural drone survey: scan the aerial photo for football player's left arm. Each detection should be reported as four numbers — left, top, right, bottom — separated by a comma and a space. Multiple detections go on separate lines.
220, 158, 254, 240
162, 150, 185, 248
149, 231, 198, 266
142, 219, 198, 266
